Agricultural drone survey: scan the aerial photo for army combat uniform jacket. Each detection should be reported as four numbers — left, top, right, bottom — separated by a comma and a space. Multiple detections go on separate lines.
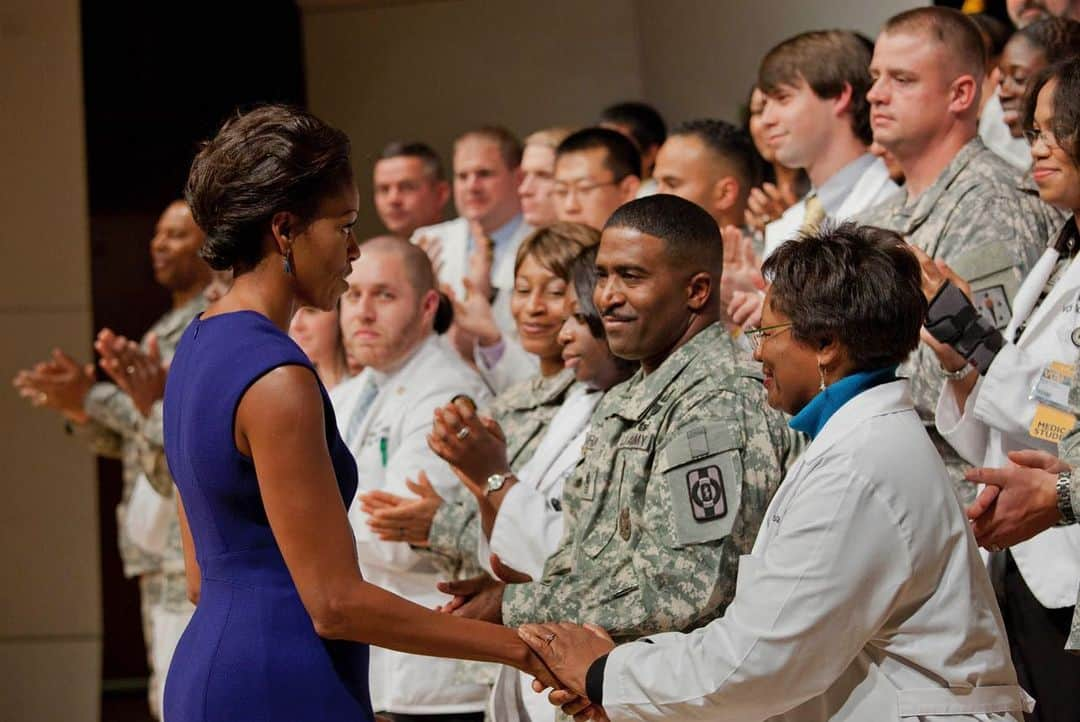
858, 137, 1065, 501
502, 323, 802, 641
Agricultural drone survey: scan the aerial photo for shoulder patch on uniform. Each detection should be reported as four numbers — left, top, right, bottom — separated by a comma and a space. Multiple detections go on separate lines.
686, 465, 727, 522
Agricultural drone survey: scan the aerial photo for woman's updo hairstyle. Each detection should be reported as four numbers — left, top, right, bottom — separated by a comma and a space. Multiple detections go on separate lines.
185, 105, 353, 272
762, 222, 926, 371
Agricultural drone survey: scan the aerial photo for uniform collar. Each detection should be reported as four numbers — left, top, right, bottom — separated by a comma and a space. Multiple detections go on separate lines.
613, 322, 731, 422
156, 290, 209, 338
893, 137, 986, 232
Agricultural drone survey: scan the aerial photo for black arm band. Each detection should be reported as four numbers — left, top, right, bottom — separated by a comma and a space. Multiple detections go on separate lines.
586, 653, 609, 705
924, 280, 1004, 375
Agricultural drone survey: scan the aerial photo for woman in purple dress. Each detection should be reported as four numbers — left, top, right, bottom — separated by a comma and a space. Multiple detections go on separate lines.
162, 105, 553, 722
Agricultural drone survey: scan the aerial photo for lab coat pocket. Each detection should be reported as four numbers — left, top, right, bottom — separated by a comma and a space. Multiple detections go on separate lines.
125, 473, 173, 556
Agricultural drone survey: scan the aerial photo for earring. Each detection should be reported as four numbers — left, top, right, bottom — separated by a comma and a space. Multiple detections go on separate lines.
818, 363, 827, 391
283, 251, 293, 275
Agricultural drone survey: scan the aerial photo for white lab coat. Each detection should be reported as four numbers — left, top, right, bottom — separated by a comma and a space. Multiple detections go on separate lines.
411, 215, 534, 342
475, 337, 541, 395
332, 335, 493, 714
599, 380, 1030, 722
936, 242, 1080, 609
763, 157, 898, 259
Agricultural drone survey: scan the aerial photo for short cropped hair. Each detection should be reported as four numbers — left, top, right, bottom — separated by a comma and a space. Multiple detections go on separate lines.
762, 222, 926, 371
883, 6, 986, 81
569, 245, 637, 373
671, 118, 765, 194
758, 30, 874, 145
454, 126, 523, 169
514, 221, 600, 280
357, 235, 452, 332
378, 141, 446, 182
604, 194, 722, 274
1024, 56, 1080, 168
556, 127, 642, 181
524, 126, 576, 150
1017, 17, 1080, 65
186, 105, 352, 272
599, 101, 667, 151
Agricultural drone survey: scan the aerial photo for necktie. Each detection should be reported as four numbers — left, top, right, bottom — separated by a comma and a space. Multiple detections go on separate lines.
343, 376, 379, 450
800, 194, 826, 236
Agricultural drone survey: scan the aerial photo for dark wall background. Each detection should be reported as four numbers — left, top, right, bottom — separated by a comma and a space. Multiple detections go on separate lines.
80, 1, 306, 716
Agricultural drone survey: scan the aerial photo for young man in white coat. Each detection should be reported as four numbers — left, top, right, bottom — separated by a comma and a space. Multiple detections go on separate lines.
411, 126, 532, 353
759, 30, 899, 259
331, 236, 493, 722
520, 223, 1029, 722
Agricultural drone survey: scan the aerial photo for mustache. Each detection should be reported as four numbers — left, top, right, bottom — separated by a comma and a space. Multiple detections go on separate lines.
601, 309, 635, 322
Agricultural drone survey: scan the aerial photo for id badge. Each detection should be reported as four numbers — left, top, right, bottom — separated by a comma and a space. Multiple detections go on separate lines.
1030, 361, 1075, 412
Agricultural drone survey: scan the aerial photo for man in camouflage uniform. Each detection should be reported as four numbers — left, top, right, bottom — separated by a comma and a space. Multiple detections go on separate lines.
13, 200, 210, 719
856, 7, 1066, 502
442, 196, 799, 721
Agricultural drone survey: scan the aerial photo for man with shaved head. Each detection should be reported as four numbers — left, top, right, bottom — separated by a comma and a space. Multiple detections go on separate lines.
858, 6, 1059, 496
330, 235, 493, 721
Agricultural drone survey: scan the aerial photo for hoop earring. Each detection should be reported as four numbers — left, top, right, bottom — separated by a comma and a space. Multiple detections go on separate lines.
818, 363, 827, 391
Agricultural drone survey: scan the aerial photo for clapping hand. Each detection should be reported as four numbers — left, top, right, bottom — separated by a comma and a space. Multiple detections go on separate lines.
745, 182, 798, 232
360, 471, 444, 546
427, 398, 510, 499
415, 233, 444, 275
95, 329, 167, 417
12, 349, 94, 423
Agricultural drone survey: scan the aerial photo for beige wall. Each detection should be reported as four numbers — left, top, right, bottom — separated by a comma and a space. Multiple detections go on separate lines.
635, 0, 922, 123
304, 0, 924, 237
0, 1, 101, 720
304, 0, 647, 238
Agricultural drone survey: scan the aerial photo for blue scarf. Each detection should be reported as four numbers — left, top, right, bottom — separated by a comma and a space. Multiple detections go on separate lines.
789, 366, 898, 440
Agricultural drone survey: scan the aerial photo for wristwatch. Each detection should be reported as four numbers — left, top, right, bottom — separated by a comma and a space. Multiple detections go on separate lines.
1057, 471, 1077, 525
485, 472, 513, 496
940, 361, 976, 382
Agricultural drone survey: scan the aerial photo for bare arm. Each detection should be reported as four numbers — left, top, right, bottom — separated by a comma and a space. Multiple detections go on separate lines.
177, 494, 200, 605
238, 365, 553, 680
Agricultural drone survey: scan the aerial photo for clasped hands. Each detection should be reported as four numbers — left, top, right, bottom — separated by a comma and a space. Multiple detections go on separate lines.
965, 449, 1070, 551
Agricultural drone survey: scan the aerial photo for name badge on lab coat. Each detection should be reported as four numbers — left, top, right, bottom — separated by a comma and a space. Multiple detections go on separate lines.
1029, 361, 1077, 442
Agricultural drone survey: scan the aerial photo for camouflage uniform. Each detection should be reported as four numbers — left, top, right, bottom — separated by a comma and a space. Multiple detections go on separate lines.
71, 293, 204, 716
857, 137, 1066, 504
425, 369, 577, 574
1057, 373, 1080, 653
502, 323, 802, 642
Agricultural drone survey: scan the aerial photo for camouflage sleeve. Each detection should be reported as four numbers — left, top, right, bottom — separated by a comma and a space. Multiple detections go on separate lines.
134, 402, 174, 498
426, 497, 479, 564
84, 382, 142, 439
70, 417, 123, 459
506, 388, 781, 641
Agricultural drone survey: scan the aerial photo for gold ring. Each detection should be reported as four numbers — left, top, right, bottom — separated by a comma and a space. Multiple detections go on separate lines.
544, 632, 557, 643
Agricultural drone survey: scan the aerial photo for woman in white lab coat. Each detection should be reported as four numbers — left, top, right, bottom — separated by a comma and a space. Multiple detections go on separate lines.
925, 58, 1080, 721
518, 222, 1029, 722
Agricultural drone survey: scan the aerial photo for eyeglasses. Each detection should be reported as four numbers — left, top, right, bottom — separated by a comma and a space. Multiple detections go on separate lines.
745, 322, 793, 352
1023, 127, 1060, 150
552, 180, 619, 201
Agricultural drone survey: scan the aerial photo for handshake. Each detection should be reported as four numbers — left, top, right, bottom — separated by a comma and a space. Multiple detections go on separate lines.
518, 621, 620, 722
